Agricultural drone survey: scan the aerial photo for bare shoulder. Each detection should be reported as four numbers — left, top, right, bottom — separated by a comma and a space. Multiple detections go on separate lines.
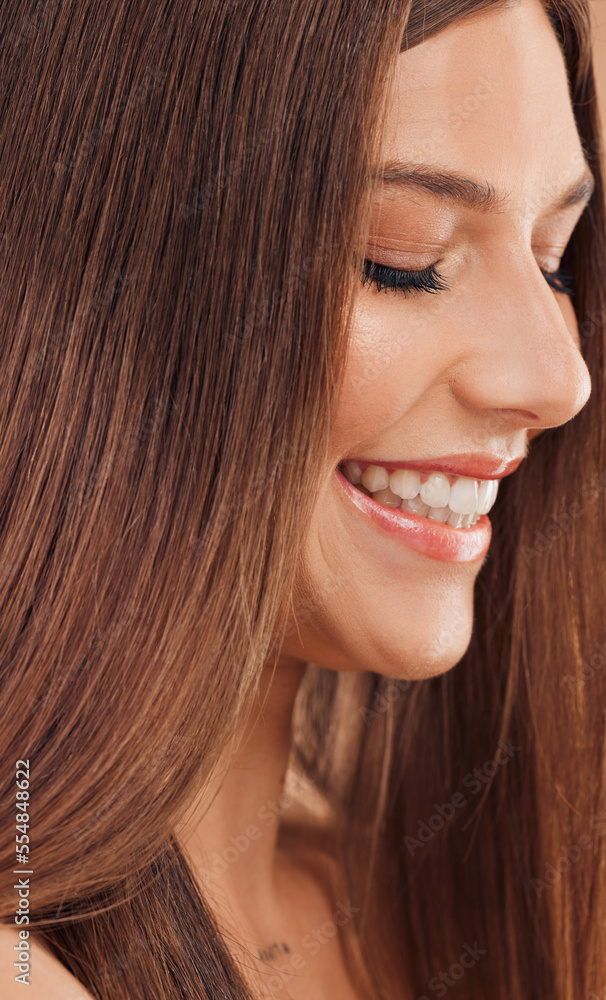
0, 923, 95, 999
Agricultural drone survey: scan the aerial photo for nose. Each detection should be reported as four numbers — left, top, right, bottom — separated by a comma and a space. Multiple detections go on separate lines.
448, 254, 592, 431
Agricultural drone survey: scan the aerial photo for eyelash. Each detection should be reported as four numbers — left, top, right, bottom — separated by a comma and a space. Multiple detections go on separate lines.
360, 259, 576, 298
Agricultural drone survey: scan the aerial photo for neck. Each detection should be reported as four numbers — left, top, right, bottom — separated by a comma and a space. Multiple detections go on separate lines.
174, 653, 309, 935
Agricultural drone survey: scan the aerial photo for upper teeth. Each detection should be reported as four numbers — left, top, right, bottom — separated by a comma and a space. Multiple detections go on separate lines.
341, 461, 499, 526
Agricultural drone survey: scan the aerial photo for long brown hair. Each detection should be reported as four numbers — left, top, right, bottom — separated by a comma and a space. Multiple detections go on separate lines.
1, 1, 605, 997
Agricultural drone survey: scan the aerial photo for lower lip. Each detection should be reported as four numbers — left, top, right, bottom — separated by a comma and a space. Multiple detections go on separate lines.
334, 466, 492, 563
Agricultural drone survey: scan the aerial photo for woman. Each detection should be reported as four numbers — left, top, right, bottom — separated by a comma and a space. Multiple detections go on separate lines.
1, 0, 605, 997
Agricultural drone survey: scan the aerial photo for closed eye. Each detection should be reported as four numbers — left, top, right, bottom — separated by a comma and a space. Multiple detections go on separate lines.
360, 258, 576, 298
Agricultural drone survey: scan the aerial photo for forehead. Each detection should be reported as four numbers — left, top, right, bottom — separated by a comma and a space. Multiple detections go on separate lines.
378, 0, 588, 212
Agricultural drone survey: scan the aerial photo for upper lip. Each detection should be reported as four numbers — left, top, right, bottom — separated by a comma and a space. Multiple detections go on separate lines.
341, 453, 525, 480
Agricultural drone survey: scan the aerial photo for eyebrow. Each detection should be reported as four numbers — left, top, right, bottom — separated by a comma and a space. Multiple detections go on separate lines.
373, 160, 595, 215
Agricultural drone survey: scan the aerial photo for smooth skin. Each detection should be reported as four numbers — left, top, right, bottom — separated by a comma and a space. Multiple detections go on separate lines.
2, 1, 594, 997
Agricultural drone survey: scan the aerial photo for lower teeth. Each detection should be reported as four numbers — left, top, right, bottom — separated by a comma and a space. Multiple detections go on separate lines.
353, 483, 481, 529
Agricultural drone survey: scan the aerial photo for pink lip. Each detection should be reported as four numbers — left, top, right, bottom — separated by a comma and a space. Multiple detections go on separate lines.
334, 466, 492, 563
341, 453, 523, 481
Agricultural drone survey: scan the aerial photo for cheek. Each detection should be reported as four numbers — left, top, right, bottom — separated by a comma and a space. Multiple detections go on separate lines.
332, 294, 442, 452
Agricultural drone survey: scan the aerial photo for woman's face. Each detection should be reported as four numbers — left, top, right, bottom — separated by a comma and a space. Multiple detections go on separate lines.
280, 0, 593, 679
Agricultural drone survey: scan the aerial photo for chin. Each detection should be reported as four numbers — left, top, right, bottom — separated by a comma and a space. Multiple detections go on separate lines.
280, 549, 479, 679
346, 580, 477, 680
288, 600, 475, 682
361, 622, 474, 681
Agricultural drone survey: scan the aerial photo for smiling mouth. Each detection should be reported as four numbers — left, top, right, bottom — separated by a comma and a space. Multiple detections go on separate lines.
338, 460, 500, 530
